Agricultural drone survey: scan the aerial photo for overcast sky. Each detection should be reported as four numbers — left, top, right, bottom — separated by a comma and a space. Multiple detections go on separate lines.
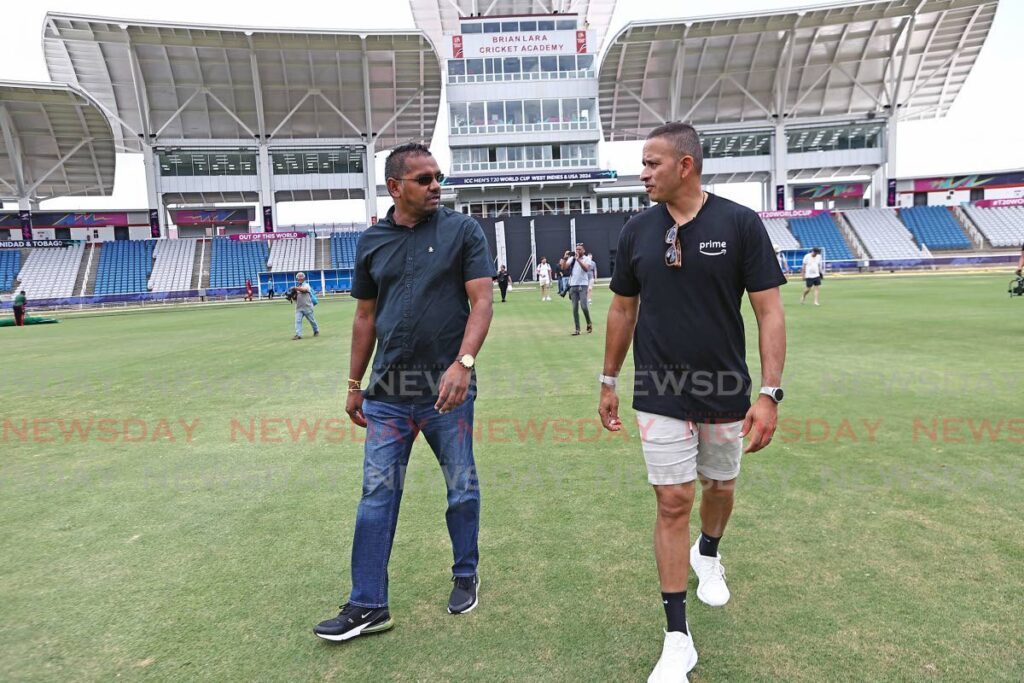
3, 0, 1021, 220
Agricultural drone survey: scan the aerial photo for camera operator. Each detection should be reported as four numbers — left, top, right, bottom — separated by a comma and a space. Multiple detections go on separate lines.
560, 243, 593, 335
291, 272, 320, 340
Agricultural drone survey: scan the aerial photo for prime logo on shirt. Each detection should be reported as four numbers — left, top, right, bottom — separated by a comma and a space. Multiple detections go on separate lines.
699, 240, 727, 256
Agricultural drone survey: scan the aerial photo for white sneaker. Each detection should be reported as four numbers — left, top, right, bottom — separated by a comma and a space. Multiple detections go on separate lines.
690, 540, 730, 607
648, 629, 698, 683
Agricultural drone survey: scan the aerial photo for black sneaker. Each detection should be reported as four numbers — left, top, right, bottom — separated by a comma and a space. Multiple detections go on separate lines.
313, 603, 394, 642
447, 575, 479, 614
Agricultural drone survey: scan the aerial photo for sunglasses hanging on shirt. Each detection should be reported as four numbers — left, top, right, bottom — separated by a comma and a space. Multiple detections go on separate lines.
664, 192, 708, 269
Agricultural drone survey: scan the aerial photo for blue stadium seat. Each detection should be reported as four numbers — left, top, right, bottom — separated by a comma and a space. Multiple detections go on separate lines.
209, 238, 269, 288
788, 213, 854, 260
330, 233, 360, 269
93, 240, 155, 295
0, 250, 21, 292
899, 206, 971, 250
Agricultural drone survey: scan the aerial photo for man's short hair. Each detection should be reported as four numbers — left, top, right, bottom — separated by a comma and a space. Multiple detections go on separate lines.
647, 122, 703, 173
385, 142, 433, 180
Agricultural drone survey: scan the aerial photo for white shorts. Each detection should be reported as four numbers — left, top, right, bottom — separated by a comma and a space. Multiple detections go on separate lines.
635, 410, 743, 485
538, 276, 550, 286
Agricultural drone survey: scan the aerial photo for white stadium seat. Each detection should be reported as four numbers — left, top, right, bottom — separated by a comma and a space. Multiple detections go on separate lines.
149, 239, 198, 292
16, 244, 85, 299
962, 205, 1024, 248
844, 209, 923, 260
267, 236, 315, 272
761, 218, 800, 250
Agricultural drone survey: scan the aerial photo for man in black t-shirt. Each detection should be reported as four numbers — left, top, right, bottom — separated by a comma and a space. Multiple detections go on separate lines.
599, 123, 787, 682
494, 264, 510, 302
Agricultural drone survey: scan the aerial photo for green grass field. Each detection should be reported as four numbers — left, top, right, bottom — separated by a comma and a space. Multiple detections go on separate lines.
2, 273, 1022, 682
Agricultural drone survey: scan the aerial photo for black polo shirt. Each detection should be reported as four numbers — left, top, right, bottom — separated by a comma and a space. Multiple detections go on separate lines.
610, 194, 786, 422
352, 206, 495, 403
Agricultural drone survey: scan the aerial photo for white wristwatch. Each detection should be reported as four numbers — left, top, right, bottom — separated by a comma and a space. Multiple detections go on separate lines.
760, 386, 784, 403
598, 374, 618, 388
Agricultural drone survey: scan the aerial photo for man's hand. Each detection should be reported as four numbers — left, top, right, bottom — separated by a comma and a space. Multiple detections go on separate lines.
598, 384, 622, 431
435, 363, 471, 414
740, 395, 778, 453
346, 390, 367, 428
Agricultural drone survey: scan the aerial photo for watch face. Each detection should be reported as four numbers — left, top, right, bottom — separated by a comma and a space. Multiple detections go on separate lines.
774, 388, 784, 402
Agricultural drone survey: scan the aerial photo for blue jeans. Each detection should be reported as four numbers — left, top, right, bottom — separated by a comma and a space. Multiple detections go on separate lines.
295, 309, 318, 336
348, 397, 480, 608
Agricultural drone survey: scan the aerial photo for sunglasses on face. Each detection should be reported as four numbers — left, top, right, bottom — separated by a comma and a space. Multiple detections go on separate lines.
665, 224, 682, 268
396, 172, 445, 186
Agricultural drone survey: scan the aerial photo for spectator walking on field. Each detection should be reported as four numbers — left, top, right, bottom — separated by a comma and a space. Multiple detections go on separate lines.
12, 290, 26, 326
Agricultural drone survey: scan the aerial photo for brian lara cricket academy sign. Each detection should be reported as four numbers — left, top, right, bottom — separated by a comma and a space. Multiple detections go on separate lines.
451, 30, 592, 58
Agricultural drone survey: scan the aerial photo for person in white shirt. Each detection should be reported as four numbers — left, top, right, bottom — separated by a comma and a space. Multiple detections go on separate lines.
560, 243, 593, 335
586, 252, 597, 305
800, 247, 824, 306
774, 244, 789, 274
536, 256, 553, 301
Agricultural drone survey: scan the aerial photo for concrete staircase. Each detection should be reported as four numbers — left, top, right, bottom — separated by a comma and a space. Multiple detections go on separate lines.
832, 212, 868, 260
75, 243, 99, 296
192, 239, 211, 289
315, 237, 330, 270
952, 205, 989, 249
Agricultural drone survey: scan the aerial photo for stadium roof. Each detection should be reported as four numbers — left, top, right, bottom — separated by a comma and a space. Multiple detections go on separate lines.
0, 80, 116, 202
42, 13, 442, 152
410, 0, 618, 52
599, 0, 999, 141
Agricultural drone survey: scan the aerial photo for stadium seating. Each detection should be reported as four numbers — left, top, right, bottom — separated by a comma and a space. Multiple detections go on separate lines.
209, 238, 268, 288
331, 233, 360, 269
962, 205, 1024, 248
149, 239, 197, 292
268, 236, 315, 272
16, 243, 85, 298
788, 213, 854, 260
0, 250, 21, 291
898, 206, 971, 250
94, 240, 156, 295
761, 218, 801, 250
844, 209, 922, 260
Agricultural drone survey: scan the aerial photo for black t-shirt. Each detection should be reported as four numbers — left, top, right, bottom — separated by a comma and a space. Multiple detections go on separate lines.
610, 194, 786, 422
495, 270, 510, 285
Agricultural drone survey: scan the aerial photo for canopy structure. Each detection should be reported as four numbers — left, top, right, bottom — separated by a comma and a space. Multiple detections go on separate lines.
43, 13, 442, 152
0, 80, 115, 204
410, 0, 618, 52
599, 0, 999, 141
42, 13, 444, 226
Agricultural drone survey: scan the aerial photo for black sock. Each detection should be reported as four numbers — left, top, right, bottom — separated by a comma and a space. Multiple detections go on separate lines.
699, 531, 721, 558
661, 591, 687, 634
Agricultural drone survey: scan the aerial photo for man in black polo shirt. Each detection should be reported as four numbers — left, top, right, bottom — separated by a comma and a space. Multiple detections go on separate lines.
598, 123, 786, 682
314, 143, 495, 642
